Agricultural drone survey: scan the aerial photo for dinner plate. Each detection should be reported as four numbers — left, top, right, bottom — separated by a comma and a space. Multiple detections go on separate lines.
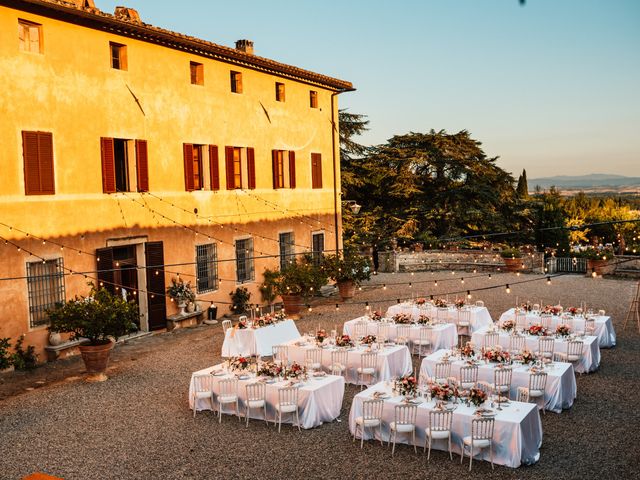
237, 374, 250, 380
212, 371, 225, 376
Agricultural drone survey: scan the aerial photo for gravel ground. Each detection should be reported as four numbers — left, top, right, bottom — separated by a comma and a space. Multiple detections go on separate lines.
1, 272, 639, 480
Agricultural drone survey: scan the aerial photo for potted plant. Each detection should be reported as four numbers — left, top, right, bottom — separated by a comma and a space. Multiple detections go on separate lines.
322, 250, 371, 300
47, 283, 138, 381
574, 247, 613, 276
229, 287, 251, 314
262, 256, 326, 315
166, 277, 195, 315
500, 247, 523, 273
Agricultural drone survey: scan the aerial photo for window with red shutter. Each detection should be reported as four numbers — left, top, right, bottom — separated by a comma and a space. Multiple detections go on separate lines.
289, 151, 296, 189
22, 131, 55, 195
183, 143, 195, 191
311, 153, 323, 189
247, 147, 256, 190
209, 145, 220, 190
135, 139, 149, 192
225, 146, 235, 189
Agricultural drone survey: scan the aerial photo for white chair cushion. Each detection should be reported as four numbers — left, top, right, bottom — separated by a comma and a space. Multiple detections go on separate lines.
276, 404, 297, 413
458, 321, 470, 327
529, 389, 544, 398
463, 436, 491, 448
194, 391, 211, 399
218, 395, 237, 404
310, 362, 321, 369
332, 364, 346, 371
493, 384, 509, 393
390, 422, 415, 433
413, 339, 431, 345
568, 354, 580, 361
247, 399, 265, 408
461, 382, 475, 390
356, 416, 380, 427
426, 428, 450, 440
357, 367, 375, 375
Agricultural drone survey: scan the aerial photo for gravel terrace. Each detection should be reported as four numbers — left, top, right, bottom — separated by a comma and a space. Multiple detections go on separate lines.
1, 273, 639, 480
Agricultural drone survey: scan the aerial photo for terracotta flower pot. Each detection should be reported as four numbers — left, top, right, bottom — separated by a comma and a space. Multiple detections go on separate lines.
337, 280, 356, 300
281, 294, 302, 315
503, 258, 523, 273
78, 340, 114, 382
587, 259, 607, 276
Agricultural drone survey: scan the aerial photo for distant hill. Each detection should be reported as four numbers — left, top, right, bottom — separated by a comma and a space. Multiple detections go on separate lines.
530, 174, 640, 191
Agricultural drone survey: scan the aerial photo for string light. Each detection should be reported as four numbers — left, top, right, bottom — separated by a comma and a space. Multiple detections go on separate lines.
546, 277, 551, 285
467, 290, 471, 299
335, 304, 340, 311
505, 284, 511, 294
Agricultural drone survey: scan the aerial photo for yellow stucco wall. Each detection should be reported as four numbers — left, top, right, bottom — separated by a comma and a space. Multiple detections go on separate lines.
0, 4, 346, 359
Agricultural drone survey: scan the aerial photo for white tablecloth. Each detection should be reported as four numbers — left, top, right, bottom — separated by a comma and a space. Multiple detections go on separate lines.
498, 308, 616, 348
189, 364, 344, 429
419, 349, 577, 413
471, 326, 600, 374
349, 382, 542, 468
343, 316, 458, 350
221, 319, 301, 357
285, 339, 412, 385
386, 303, 493, 332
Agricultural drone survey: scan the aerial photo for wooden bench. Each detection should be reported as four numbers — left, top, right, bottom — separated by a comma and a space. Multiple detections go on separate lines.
44, 338, 90, 362
166, 310, 204, 331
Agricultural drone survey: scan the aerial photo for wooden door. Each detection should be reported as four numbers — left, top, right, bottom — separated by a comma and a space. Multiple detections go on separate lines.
145, 241, 167, 330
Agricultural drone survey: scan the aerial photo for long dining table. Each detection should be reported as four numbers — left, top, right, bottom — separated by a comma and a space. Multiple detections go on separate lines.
284, 337, 412, 385
471, 326, 600, 374
419, 349, 577, 413
386, 303, 493, 332
221, 319, 301, 357
343, 316, 458, 351
498, 308, 616, 348
349, 381, 542, 468
188, 364, 344, 429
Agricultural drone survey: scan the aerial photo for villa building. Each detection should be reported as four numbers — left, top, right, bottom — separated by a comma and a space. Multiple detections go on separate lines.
0, 0, 353, 359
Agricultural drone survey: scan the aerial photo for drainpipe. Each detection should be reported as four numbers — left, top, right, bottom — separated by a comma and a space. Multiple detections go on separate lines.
330, 87, 356, 255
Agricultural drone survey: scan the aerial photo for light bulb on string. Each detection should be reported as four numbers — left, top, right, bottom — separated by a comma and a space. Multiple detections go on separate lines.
461, 278, 464, 284
434, 281, 438, 287
335, 304, 340, 311
505, 284, 511, 294
383, 284, 387, 290
365, 301, 370, 311
546, 277, 551, 285
467, 290, 471, 299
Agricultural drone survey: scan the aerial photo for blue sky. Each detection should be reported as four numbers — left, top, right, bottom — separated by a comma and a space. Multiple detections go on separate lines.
100, 0, 640, 178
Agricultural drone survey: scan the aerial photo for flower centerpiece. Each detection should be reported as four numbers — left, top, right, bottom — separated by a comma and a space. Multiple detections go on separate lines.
482, 346, 511, 363
455, 299, 466, 309
566, 306, 579, 316
434, 298, 448, 308
360, 334, 377, 345
394, 374, 418, 397
229, 356, 250, 371
501, 319, 515, 332
542, 305, 562, 316
430, 382, 457, 402
369, 310, 383, 321
254, 314, 275, 328
516, 349, 536, 364
415, 298, 427, 306
469, 387, 487, 406
335, 334, 354, 348
527, 324, 549, 336
393, 313, 412, 324
237, 317, 249, 329
520, 302, 534, 312
555, 324, 571, 337
284, 362, 307, 380
416, 315, 432, 325
316, 329, 327, 345
257, 361, 282, 378
274, 311, 286, 321
459, 341, 475, 358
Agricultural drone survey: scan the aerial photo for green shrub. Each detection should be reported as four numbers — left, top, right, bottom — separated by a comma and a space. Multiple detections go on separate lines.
11, 336, 38, 371
0, 337, 13, 370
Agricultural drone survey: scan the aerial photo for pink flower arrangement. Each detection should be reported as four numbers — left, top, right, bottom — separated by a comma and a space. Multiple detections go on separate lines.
482, 346, 511, 363
284, 362, 307, 379
316, 329, 327, 344
516, 349, 535, 364
430, 382, 457, 401
335, 334, 354, 348
527, 324, 549, 336
369, 310, 383, 321
555, 324, 571, 337
237, 318, 249, 329
501, 319, 516, 332
394, 374, 418, 396
360, 334, 377, 345
542, 305, 562, 315
519, 302, 534, 312
459, 341, 475, 358
393, 313, 413, 324
469, 387, 487, 406
567, 307, 579, 316
416, 315, 432, 325
434, 298, 448, 308
254, 314, 275, 327
229, 356, 250, 370
415, 298, 427, 305
257, 361, 282, 378
455, 299, 466, 309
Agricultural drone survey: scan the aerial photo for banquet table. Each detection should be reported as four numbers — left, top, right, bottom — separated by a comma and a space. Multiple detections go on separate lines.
419, 349, 577, 413
471, 326, 600, 374
285, 338, 412, 385
343, 316, 458, 351
189, 364, 344, 429
498, 308, 616, 348
349, 382, 542, 468
386, 303, 493, 332
221, 319, 301, 357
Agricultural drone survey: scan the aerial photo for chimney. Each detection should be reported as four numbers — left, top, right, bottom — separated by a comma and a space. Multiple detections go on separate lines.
235, 39, 254, 55
114, 6, 141, 23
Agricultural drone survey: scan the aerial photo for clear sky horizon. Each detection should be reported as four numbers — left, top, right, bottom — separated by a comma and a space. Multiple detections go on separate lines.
100, 0, 640, 179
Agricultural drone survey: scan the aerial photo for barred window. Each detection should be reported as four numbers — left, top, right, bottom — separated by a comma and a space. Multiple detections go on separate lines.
235, 238, 254, 283
279, 232, 295, 270
26, 258, 65, 328
196, 243, 218, 293
311, 232, 325, 265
